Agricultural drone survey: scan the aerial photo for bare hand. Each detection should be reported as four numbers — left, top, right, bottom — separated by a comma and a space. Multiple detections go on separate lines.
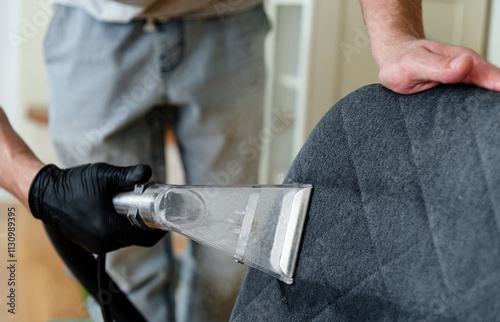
377, 39, 500, 94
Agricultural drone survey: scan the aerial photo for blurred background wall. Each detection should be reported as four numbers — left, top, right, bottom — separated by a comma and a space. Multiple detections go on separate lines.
0, 0, 56, 202
260, 0, 496, 184
488, 0, 500, 67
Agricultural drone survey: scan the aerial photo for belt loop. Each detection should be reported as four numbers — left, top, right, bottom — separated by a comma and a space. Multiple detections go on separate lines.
143, 17, 158, 32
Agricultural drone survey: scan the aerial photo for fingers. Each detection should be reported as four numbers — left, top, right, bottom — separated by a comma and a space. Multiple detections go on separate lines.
441, 53, 474, 82
430, 46, 500, 91
128, 227, 167, 248
113, 213, 167, 249
113, 164, 153, 190
378, 39, 500, 94
126, 164, 153, 184
467, 57, 500, 92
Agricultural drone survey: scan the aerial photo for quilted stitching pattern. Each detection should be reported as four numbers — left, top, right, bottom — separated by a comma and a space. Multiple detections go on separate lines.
231, 84, 500, 321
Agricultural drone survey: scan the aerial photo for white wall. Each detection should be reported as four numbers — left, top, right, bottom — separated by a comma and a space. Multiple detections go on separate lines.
19, 0, 51, 118
18, 0, 55, 166
0, 1, 55, 203
0, 2, 22, 202
0, 2, 22, 127
487, 0, 500, 67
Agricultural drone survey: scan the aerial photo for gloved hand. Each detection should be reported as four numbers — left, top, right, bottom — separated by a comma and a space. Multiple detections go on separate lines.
28, 163, 166, 253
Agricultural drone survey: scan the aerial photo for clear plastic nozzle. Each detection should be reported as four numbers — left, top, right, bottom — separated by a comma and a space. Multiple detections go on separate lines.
113, 183, 312, 284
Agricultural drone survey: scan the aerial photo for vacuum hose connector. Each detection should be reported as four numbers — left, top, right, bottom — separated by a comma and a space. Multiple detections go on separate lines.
113, 182, 204, 230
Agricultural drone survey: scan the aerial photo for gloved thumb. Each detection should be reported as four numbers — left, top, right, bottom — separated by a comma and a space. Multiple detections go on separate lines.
111, 164, 153, 191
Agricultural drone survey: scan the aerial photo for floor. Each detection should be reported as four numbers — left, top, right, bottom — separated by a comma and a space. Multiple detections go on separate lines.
0, 203, 188, 322
0, 203, 89, 322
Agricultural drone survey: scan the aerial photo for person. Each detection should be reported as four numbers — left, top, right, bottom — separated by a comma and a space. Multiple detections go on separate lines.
0, 108, 43, 210
360, 0, 500, 94
21, 0, 500, 320
0, 104, 171, 320
231, 83, 500, 321
0, 107, 165, 255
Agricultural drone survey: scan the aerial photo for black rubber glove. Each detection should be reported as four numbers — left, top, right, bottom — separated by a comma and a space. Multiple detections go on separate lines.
28, 163, 166, 253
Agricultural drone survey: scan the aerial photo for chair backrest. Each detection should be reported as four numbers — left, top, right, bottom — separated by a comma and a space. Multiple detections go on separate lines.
231, 84, 500, 321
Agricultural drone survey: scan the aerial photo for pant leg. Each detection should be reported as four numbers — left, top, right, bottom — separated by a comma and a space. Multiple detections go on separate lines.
164, 6, 270, 322
44, 5, 176, 321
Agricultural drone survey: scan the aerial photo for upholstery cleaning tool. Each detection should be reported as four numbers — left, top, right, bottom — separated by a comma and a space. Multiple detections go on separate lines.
113, 182, 312, 284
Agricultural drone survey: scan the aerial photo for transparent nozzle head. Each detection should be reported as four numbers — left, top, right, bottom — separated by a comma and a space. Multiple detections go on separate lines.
113, 183, 312, 284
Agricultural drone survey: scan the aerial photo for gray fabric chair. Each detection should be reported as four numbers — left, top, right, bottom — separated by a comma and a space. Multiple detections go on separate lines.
231, 84, 500, 321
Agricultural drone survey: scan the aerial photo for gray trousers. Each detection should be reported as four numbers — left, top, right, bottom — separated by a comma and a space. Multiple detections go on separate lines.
44, 4, 269, 321
232, 84, 500, 321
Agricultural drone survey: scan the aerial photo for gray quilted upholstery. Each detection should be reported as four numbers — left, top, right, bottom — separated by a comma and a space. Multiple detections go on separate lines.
231, 84, 500, 321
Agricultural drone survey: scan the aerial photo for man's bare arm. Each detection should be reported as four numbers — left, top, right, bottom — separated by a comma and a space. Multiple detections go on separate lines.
0, 107, 44, 209
360, 0, 500, 94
